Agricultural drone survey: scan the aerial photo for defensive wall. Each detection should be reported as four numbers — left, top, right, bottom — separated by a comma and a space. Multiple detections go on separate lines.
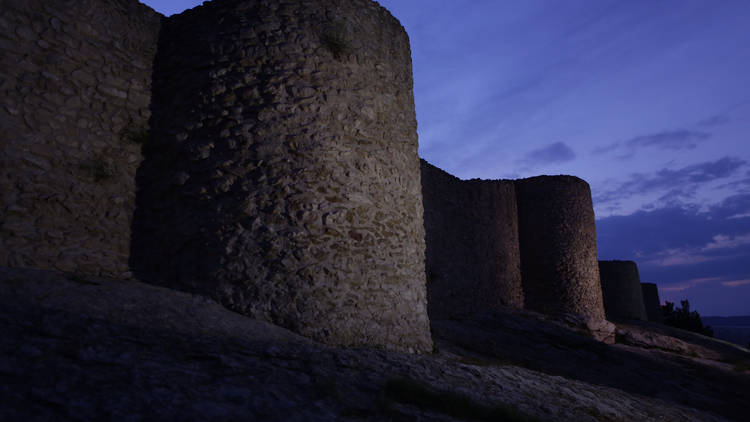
1, 0, 431, 353
598, 260, 648, 321
421, 160, 523, 318
0, 0, 160, 278
1, 0, 613, 351
421, 163, 606, 321
641, 282, 663, 323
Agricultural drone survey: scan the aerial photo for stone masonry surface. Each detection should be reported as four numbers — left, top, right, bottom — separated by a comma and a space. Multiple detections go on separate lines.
129, 0, 432, 352
421, 159, 523, 318
641, 282, 663, 323
0, 0, 615, 351
515, 176, 606, 320
598, 260, 648, 321
0, 0, 161, 277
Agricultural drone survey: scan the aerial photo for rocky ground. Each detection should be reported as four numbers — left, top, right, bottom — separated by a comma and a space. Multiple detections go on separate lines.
2, 266, 749, 421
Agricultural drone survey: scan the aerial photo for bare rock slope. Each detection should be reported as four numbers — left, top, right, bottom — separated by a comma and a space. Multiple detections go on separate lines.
2, 267, 748, 421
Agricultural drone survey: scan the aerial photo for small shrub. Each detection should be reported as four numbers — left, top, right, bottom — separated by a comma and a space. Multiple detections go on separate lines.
320, 25, 350, 60
661, 300, 713, 337
121, 126, 150, 144
79, 156, 116, 182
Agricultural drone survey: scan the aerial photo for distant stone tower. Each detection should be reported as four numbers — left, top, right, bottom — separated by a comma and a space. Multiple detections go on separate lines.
515, 176, 606, 320
421, 160, 523, 318
598, 260, 648, 321
641, 282, 663, 323
131, 0, 432, 352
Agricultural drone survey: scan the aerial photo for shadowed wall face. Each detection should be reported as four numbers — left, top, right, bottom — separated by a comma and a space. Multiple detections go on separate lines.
515, 176, 605, 320
421, 160, 523, 318
131, 0, 432, 352
598, 260, 648, 321
0, 0, 160, 277
641, 282, 663, 323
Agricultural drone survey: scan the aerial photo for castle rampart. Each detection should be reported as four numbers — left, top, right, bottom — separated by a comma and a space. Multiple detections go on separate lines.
129, 0, 432, 352
516, 176, 605, 320
641, 282, 663, 323
1, 0, 617, 350
421, 164, 606, 322
598, 260, 648, 321
0, 0, 160, 277
421, 160, 523, 318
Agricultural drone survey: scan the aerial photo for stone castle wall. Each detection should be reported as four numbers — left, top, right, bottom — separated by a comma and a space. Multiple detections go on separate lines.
421, 160, 523, 318
598, 260, 648, 321
421, 165, 605, 321
1, 0, 614, 350
641, 282, 663, 323
0, 0, 161, 277
129, 0, 432, 352
516, 176, 605, 320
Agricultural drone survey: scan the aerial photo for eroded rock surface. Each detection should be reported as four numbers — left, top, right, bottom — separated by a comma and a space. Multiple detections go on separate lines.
3, 267, 748, 421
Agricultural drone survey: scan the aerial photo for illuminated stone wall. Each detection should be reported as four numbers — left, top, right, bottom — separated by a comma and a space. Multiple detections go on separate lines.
130, 0, 432, 352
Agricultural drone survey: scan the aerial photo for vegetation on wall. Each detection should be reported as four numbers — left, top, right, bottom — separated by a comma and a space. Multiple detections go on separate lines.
120, 126, 150, 144
320, 24, 351, 60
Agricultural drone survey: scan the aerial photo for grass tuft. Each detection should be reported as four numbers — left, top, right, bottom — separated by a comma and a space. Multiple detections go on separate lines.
79, 156, 116, 182
320, 25, 350, 60
121, 126, 150, 144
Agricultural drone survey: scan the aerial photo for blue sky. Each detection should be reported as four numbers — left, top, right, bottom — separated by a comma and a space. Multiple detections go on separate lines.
141, 0, 750, 316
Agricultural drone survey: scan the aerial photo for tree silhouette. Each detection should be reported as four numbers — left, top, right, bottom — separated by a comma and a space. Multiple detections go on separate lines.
661, 299, 713, 337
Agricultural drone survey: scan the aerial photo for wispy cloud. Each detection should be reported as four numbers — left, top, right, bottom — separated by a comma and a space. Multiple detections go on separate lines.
642, 232, 750, 268
644, 249, 716, 268
721, 279, 750, 287
710, 193, 750, 219
703, 233, 750, 250
593, 129, 710, 157
661, 277, 721, 292
523, 142, 576, 164
696, 113, 731, 128
595, 156, 747, 206
625, 130, 709, 150
662, 277, 750, 292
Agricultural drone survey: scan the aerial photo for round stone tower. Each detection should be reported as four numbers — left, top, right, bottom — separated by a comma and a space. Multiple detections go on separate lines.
641, 282, 663, 323
598, 260, 648, 321
515, 176, 605, 320
131, 0, 432, 352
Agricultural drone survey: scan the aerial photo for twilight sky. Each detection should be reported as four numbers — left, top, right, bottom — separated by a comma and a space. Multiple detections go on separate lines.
141, 0, 750, 316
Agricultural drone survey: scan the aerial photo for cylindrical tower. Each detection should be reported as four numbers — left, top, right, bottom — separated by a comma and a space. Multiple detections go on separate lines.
598, 260, 648, 321
421, 160, 523, 318
641, 282, 663, 323
131, 0, 432, 352
515, 176, 605, 320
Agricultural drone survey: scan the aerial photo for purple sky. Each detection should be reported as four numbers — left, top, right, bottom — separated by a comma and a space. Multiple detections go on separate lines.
140, 0, 750, 316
